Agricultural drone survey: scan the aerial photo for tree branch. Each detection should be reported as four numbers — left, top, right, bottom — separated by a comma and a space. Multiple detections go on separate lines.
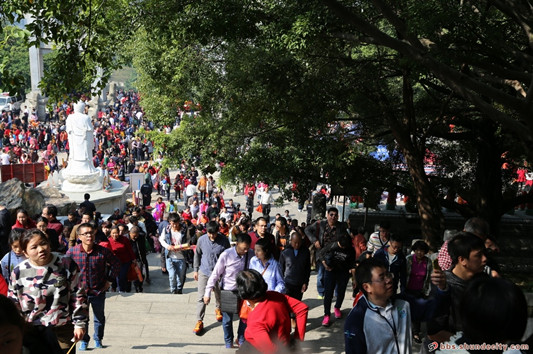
322, 0, 533, 145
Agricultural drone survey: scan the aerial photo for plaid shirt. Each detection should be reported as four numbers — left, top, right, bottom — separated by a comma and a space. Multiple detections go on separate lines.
437, 240, 452, 271
66, 244, 121, 296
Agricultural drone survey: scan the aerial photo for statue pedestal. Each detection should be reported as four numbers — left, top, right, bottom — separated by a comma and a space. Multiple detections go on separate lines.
60, 168, 102, 192
60, 179, 130, 214
55, 100, 128, 213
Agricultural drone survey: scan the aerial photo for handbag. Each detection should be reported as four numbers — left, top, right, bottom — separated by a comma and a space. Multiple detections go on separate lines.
256, 204, 263, 213
239, 300, 253, 320
220, 250, 249, 314
220, 290, 240, 314
127, 262, 143, 282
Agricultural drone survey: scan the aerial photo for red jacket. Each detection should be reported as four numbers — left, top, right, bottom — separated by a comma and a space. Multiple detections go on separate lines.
244, 291, 308, 353
0, 275, 7, 296
101, 236, 136, 263
12, 219, 36, 230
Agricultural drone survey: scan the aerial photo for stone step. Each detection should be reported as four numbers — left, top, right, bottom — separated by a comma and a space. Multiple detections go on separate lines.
79, 252, 353, 353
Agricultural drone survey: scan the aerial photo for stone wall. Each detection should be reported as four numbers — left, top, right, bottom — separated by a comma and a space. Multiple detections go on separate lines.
348, 209, 533, 272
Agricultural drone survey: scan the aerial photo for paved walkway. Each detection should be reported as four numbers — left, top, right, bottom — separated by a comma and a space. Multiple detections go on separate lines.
80, 253, 353, 353
79, 184, 357, 353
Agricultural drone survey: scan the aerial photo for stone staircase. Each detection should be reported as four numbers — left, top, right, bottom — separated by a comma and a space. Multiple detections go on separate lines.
80, 253, 352, 353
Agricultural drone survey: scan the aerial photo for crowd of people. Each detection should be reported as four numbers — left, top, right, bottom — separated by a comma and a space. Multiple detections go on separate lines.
0, 90, 162, 183
0, 92, 530, 354
0, 191, 530, 354
0, 179, 315, 353
345, 218, 530, 354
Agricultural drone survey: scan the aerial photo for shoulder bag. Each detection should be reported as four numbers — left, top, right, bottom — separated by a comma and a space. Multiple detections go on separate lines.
220, 251, 249, 313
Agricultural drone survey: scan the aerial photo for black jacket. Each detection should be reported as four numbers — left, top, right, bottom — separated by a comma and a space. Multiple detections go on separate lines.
316, 241, 356, 272
427, 271, 489, 336
279, 246, 311, 287
0, 208, 11, 256
304, 220, 348, 247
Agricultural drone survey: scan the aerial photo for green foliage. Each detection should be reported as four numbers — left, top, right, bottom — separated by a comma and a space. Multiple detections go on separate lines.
129, 0, 399, 204
0, 0, 137, 100
0, 26, 28, 94
128, 0, 533, 241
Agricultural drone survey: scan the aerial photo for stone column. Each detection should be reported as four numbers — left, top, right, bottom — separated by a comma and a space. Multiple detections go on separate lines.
24, 14, 50, 120
28, 45, 44, 93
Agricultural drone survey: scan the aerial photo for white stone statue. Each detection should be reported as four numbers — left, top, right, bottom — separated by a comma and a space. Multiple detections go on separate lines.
61, 100, 102, 192
67, 101, 95, 166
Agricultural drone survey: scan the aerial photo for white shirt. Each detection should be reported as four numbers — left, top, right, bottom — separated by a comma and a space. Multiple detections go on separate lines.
1, 153, 10, 165
220, 212, 232, 222
159, 228, 184, 259
127, 221, 147, 235
186, 184, 196, 197
259, 191, 273, 204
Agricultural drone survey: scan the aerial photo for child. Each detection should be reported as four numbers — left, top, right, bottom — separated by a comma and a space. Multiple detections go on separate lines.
8, 229, 87, 351
181, 207, 193, 222
405, 240, 433, 343
167, 200, 177, 213
283, 209, 291, 224
60, 226, 72, 251
1, 228, 26, 283
373, 234, 407, 295
153, 197, 166, 222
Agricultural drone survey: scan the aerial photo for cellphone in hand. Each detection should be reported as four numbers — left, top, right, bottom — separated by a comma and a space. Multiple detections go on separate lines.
432, 258, 441, 271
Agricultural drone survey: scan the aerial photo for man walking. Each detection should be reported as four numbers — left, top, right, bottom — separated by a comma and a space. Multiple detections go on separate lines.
305, 207, 348, 298
193, 221, 230, 334
258, 186, 273, 220
203, 233, 254, 348
159, 213, 192, 294
249, 216, 279, 260
66, 222, 121, 350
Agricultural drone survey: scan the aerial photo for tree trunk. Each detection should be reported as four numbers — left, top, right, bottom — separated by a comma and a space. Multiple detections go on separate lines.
386, 71, 445, 250
405, 151, 445, 250
471, 120, 505, 236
